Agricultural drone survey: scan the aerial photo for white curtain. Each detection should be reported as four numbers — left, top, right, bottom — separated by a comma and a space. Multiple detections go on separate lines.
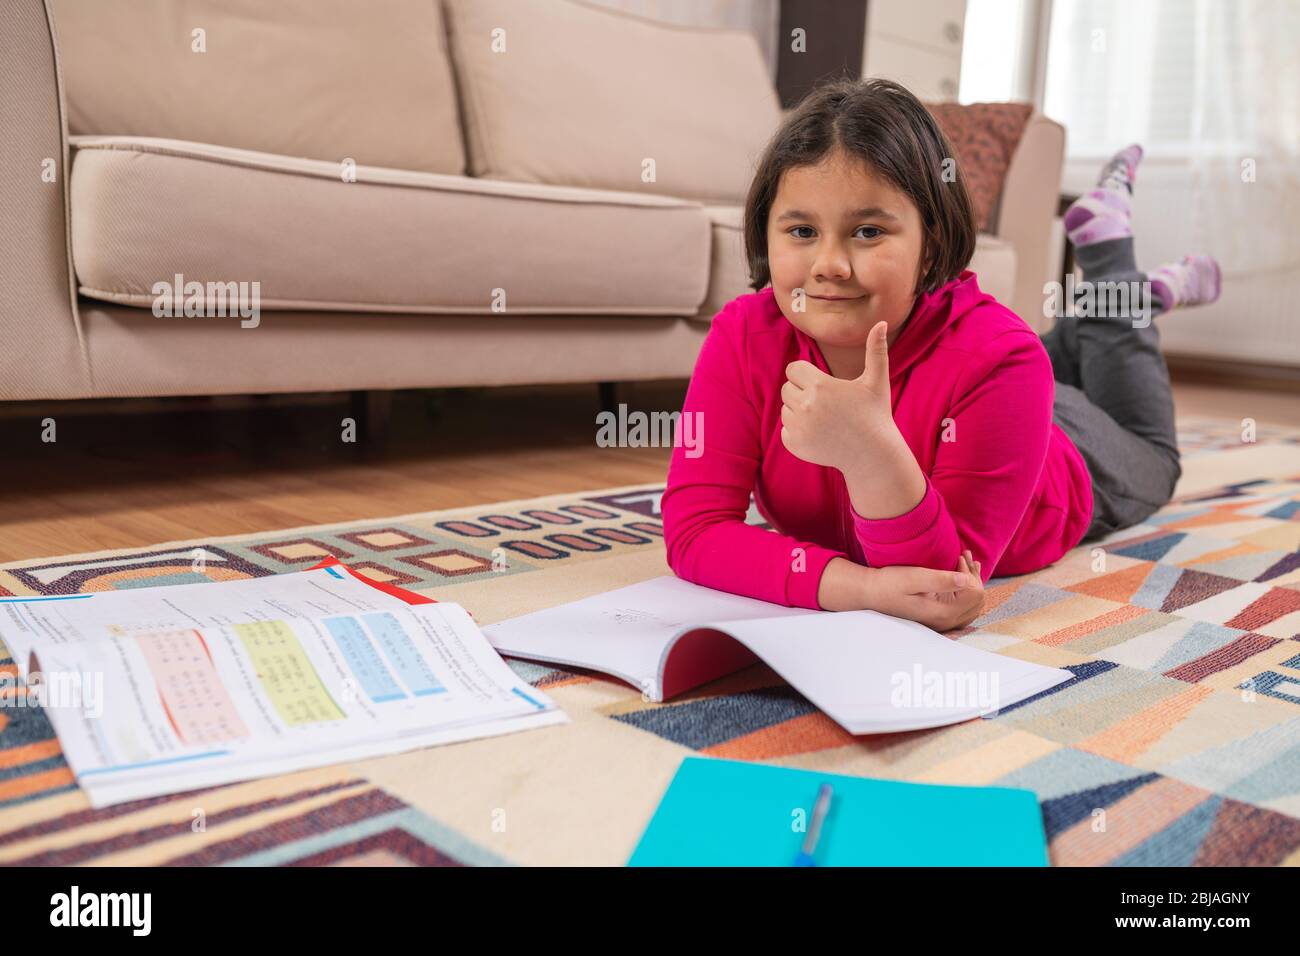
1183, 0, 1300, 280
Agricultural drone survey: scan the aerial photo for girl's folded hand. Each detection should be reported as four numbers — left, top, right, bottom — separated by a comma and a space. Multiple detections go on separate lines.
862, 550, 985, 632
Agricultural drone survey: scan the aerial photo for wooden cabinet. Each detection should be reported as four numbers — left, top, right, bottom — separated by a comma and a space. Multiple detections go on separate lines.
863, 0, 966, 101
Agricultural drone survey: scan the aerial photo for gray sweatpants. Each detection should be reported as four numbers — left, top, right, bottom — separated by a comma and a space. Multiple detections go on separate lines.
1039, 236, 1182, 542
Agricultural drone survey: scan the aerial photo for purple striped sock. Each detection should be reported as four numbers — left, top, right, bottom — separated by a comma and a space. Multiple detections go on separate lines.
1064, 144, 1144, 249
1149, 255, 1221, 311
1065, 189, 1132, 246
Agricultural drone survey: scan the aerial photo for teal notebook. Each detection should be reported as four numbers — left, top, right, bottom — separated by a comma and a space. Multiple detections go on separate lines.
628, 757, 1050, 866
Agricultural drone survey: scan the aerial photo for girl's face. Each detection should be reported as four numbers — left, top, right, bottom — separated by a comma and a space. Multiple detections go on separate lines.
766, 149, 929, 379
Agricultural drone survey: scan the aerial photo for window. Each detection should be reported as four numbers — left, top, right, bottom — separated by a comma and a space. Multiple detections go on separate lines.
959, 0, 1037, 104
1043, 0, 1272, 158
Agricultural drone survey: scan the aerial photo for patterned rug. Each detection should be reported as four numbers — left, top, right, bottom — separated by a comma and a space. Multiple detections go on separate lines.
1, 414, 1298, 866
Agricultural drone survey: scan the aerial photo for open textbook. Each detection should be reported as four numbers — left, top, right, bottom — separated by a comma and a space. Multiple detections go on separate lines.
0, 561, 565, 808
484, 575, 1073, 735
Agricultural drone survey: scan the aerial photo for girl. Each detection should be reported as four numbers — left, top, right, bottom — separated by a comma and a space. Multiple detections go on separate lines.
661, 78, 1220, 631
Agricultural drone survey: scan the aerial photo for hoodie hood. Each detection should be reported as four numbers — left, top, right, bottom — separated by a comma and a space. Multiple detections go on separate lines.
878, 270, 989, 381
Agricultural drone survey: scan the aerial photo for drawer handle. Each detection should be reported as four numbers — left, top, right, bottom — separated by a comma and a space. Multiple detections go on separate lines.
943, 21, 962, 43
940, 77, 958, 97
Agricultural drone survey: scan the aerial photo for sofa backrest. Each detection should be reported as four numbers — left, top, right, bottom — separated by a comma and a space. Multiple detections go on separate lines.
49, 0, 466, 174
50, 0, 781, 202
443, 0, 781, 204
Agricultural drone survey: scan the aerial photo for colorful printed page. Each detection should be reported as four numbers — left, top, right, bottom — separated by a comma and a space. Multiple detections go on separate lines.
0, 564, 435, 675
0, 567, 566, 808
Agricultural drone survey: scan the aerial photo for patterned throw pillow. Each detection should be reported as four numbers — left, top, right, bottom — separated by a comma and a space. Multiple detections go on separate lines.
925, 102, 1033, 232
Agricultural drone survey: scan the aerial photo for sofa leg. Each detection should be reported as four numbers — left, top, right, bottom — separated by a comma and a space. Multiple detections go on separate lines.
598, 381, 618, 414
349, 390, 392, 452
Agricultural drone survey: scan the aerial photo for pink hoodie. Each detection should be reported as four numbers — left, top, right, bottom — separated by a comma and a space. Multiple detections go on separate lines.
662, 271, 1093, 610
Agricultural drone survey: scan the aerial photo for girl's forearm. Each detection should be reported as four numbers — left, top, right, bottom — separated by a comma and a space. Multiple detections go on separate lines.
816, 556, 984, 630
815, 556, 875, 611
841, 426, 928, 520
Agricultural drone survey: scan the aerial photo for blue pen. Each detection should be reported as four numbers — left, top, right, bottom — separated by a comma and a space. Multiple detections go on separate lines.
792, 783, 833, 867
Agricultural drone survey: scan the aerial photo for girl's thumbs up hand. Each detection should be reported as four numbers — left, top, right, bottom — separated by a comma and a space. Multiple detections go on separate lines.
855, 320, 893, 410
780, 321, 897, 472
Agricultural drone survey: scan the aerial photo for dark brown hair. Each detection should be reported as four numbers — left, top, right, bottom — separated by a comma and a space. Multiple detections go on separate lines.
743, 76, 976, 294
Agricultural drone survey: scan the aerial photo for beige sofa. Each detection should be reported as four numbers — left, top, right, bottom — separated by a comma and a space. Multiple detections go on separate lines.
1, 0, 1064, 402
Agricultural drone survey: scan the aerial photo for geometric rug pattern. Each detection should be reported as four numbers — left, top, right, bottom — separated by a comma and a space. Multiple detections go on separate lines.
1, 415, 1297, 865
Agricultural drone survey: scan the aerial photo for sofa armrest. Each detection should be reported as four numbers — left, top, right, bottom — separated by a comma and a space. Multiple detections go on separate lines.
0, 0, 90, 400
993, 112, 1065, 333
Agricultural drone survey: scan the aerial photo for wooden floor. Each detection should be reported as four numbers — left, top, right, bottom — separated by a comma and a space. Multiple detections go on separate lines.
1, 377, 1297, 564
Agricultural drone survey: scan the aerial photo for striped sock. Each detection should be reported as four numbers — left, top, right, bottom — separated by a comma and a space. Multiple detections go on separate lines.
1148, 255, 1222, 311
1064, 144, 1144, 248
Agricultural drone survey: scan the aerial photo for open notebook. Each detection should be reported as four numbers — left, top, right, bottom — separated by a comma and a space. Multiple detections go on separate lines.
484, 575, 1072, 735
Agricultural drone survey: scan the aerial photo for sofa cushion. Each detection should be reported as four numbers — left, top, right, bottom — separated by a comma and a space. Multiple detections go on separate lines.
79, 303, 711, 397
69, 137, 711, 316
50, 0, 465, 175
698, 205, 748, 318
443, 0, 780, 203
